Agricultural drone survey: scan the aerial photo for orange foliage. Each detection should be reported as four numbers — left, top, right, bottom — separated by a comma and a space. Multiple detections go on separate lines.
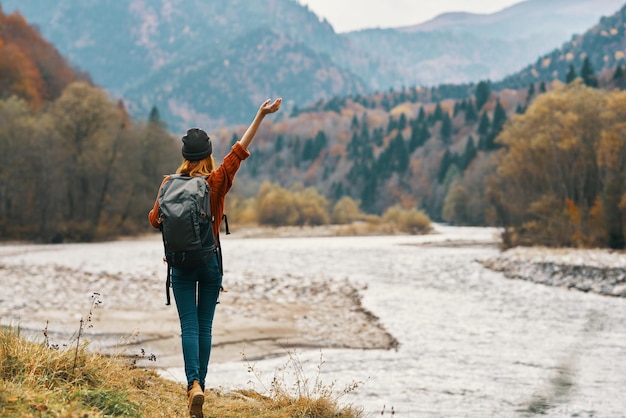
0, 8, 84, 107
565, 197, 584, 246
0, 43, 42, 107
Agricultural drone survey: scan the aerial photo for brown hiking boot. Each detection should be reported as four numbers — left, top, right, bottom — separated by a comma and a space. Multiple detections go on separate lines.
187, 380, 204, 418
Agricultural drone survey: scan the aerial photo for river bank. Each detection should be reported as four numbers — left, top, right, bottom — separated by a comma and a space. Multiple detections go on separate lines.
479, 246, 626, 298
0, 232, 398, 368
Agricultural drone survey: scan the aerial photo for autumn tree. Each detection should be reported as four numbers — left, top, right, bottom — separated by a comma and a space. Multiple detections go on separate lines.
486, 81, 624, 248
597, 91, 626, 248
0, 8, 85, 106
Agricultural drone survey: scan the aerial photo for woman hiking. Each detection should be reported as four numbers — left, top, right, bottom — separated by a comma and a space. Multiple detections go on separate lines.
148, 98, 282, 417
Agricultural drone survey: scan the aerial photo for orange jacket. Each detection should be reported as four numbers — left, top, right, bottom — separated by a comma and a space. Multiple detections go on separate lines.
148, 142, 250, 241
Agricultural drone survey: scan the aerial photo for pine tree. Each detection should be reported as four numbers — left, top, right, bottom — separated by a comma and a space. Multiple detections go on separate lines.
398, 113, 407, 131
478, 112, 490, 136
148, 106, 161, 124
438, 149, 453, 183
526, 83, 535, 104
612, 65, 623, 80
417, 106, 426, 122
410, 86, 418, 103
566, 64, 577, 84
581, 57, 598, 87
441, 113, 453, 144
461, 136, 477, 169
387, 115, 397, 133
465, 101, 478, 124
409, 123, 422, 152
540, 81, 547, 93
373, 127, 384, 147
491, 100, 507, 137
391, 132, 409, 172
230, 132, 238, 147
613, 65, 625, 89
274, 135, 284, 153
431, 102, 444, 123
453, 101, 462, 117
381, 95, 391, 111
350, 114, 359, 130
475, 81, 491, 110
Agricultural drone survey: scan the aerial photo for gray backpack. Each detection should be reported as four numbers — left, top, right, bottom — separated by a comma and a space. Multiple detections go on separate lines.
158, 174, 217, 304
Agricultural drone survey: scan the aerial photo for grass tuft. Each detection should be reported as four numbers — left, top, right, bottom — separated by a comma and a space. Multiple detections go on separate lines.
0, 326, 364, 417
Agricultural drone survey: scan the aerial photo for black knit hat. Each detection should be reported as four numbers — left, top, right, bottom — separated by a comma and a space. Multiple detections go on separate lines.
182, 128, 212, 161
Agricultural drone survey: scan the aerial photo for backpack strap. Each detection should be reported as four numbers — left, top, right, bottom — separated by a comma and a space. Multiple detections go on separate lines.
165, 263, 172, 306
160, 221, 173, 306
222, 214, 230, 235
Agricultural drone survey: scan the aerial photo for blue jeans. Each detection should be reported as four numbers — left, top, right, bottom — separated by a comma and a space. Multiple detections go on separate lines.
171, 252, 222, 390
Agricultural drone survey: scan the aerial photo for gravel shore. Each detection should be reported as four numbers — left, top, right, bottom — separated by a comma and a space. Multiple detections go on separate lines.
2, 228, 624, 374
0, 234, 398, 368
478, 246, 626, 297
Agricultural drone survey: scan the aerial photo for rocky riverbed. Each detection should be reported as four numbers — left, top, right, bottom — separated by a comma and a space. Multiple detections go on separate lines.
479, 246, 626, 298
0, 235, 397, 367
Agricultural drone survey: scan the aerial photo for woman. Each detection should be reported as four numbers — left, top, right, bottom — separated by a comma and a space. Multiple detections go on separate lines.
148, 98, 281, 417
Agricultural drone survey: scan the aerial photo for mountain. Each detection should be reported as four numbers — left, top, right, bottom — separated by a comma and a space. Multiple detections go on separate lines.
344, 0, 625, 88
404, 0, 623, 41
214, 4, 626, 223
1, 0, 623, 131
498, 3, 626, 89
0, 0, 367, 130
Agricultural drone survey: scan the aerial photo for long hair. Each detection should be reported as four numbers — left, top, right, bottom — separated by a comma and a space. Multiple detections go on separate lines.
176, 155, 215, 176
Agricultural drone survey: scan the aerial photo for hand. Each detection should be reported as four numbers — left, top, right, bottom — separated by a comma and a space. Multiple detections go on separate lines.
259, 98, 282, 116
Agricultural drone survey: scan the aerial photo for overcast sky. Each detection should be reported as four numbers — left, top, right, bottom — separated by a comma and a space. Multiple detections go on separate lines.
298, 0, 524, 32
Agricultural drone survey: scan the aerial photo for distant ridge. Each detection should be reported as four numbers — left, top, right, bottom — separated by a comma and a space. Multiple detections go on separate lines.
401, 0, 624, 40
399, 12, 490, 33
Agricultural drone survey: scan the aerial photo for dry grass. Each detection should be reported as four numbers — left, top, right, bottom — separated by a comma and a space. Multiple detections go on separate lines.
0, 326, 364, 417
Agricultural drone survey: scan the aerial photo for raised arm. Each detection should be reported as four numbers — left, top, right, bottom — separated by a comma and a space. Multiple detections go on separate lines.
239, 98, 282, 150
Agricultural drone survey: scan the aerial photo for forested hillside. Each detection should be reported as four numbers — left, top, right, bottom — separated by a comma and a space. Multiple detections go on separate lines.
499, 2, 626, 89
214, 5, 626, 249
0, 7, 89, 105
0, 7, 179, 242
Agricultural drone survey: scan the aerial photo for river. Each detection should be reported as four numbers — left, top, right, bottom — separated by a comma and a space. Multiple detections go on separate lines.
1, 225, 625, 417
199, 225, 626, 417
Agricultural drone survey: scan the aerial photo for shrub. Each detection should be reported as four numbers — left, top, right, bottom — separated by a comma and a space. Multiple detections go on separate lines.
331, 196, 364, 225
256, 182, 331, 226
382, 205, 432, 234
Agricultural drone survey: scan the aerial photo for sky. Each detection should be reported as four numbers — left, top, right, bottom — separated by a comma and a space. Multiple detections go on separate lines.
298, 0, 525, 32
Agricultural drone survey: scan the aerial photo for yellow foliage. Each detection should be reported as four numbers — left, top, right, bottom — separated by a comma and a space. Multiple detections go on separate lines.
382, 205, 431, 234
490, 81, 626, 248
331, 196, 363, 224
390, 103, 414, 117
256, 182, 330, 226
